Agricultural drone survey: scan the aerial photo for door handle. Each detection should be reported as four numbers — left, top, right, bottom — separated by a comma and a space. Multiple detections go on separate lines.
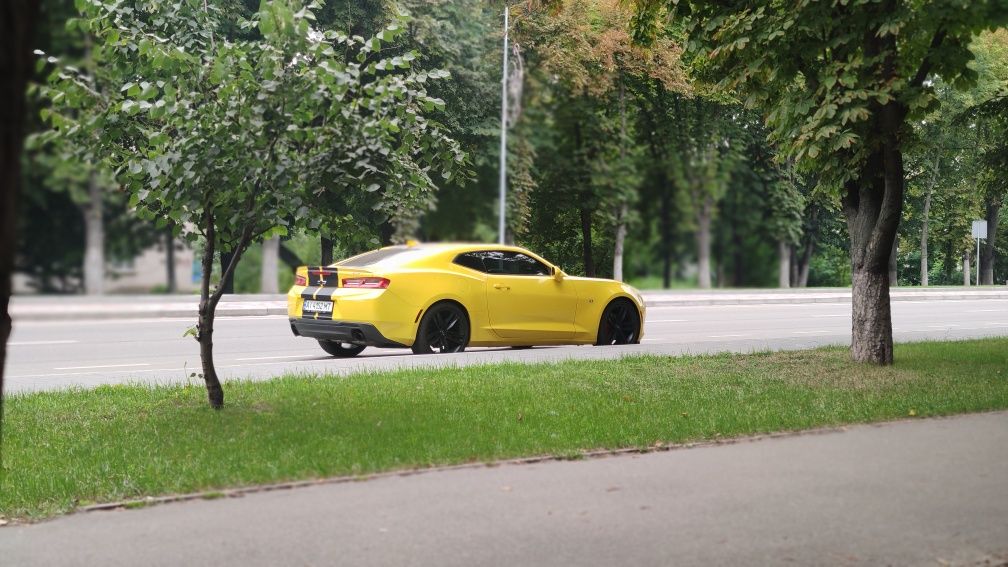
493, 284, 510, 290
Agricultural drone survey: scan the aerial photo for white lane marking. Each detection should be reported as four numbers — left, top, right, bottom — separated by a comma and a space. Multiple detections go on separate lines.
706, 334, 749, 338
968, 309, 1008, 312
645, 319, 687, 323
8, 340, 80, 346
53, 363, 152, 370
13, 315, 289, 327
645, 302, 850, 310
10, 354, 333, 379
234, 355, 311, 361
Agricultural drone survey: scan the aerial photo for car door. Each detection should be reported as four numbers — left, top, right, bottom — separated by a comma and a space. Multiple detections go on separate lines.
482, 250, 577, 340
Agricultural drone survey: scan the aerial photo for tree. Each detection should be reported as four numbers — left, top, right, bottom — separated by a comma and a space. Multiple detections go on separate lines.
514, 0, 685, 277
42, 0, 463, 408
2, 0, 40, 467
900, 31, 1008, 287
646, 0, 1008, 362
967, 30, 1008, 285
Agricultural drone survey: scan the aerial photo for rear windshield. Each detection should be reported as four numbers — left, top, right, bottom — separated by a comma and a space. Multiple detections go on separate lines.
336, 246, 433, 267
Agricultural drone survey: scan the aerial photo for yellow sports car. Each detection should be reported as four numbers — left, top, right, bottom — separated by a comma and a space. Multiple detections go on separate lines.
287, 242, 645, 357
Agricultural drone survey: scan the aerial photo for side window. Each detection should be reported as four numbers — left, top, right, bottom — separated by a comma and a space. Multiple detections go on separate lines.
481, 251, 507, 274
508, 252, 551, 276
453, 252, 487, 273
454, 250, 550, 276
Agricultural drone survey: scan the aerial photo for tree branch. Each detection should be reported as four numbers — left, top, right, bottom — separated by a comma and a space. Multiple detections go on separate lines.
909, 28, 946, 89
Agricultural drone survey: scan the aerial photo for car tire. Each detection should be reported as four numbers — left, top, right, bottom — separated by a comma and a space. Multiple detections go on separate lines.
412, 302, 470, 354
595, 299, 641, 346
318, 340, 367, 357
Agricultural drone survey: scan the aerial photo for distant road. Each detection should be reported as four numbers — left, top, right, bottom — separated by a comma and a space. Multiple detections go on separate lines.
6, 296, 1008, 393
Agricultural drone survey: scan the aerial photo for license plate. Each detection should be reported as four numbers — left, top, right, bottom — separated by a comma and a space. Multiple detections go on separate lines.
303, 300, 333, 314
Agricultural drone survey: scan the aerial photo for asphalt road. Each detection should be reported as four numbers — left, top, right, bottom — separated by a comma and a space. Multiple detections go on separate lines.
6, 298, 1008, 393
3, 411, 1005, 566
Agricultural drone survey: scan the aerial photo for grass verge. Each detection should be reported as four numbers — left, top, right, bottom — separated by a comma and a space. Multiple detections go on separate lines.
2, 338, 1007, 520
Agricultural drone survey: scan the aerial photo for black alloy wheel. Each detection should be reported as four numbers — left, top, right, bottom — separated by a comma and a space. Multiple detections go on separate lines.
318, 339, 367, 357
412, 302, 470, 354
596, 300, 641, 346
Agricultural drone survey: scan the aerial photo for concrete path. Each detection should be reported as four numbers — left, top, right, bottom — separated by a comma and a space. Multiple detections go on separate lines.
2, 411, 1006, 566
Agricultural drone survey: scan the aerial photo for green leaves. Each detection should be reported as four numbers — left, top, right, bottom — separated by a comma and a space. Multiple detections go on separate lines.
40, 0, 468, 266
661, 0, 1008, 195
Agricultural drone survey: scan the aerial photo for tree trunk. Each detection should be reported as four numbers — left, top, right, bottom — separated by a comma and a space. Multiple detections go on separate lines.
888, 237, 898, 287
261, 236, 279, 293
196, 213, 255, 409
218, 249, 236, 294
797, 240, 814, 287
696, 199, 712, 289
320, 236, 333, 265
198, 216, 225, 409
580, 206, 594, 277
963, 252, 971, 287
613, 204, 627, 282
843, 111, 904, 363
279, 241, 304, 271
851, 268, 893, 363
82, 172, 104, 295
660, 178, 672, 289
981, 198, 1000, 285
165, 228, 176, 293
379, 222, 394, 246
730, 219, 743, 286
919, 156, 938, 287
789, 246, 798, 287
796, 206, 819, 288
778, 240, 791, 288
920, 189, 931, 287
2, 0, 40, 461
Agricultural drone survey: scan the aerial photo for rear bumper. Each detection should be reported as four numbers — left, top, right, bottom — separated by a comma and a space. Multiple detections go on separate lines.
289, 318, 406, 348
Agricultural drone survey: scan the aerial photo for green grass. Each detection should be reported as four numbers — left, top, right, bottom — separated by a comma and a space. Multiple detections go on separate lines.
3, 338, 1007, 520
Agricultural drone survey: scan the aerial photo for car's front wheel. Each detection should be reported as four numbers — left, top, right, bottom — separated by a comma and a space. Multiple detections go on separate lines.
596, 299, 641, 346
412, 302, 470, 354
318, 340, 367, 357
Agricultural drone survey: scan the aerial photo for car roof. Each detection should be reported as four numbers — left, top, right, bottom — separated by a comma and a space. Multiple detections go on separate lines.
335, 242, 545, 269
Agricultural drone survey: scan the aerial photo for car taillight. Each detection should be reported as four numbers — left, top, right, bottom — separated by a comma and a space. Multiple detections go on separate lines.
295, 275, 307, 286
342, 277, 390, 289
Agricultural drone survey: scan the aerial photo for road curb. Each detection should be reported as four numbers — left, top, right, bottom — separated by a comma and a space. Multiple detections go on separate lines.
644, 292, 1008, 306
10, 290, 1008, 321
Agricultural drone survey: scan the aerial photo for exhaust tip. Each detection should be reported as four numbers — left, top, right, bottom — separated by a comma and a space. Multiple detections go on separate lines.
352, 329, 366, 342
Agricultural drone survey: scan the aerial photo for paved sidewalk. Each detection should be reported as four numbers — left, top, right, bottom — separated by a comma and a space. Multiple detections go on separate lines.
2, 412, 1006, 566
10, 287, 1008, 320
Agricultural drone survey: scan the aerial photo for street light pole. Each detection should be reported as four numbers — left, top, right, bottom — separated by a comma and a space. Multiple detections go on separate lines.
498, 5, 509, 245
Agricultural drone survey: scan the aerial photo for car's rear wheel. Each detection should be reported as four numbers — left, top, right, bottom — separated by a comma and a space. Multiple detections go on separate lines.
596, 299, 641, 346
318, 340, 367, 357
412, 302, 470, 354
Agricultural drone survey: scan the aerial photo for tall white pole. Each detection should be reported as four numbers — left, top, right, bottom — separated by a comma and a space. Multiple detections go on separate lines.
498, 6, 509, 245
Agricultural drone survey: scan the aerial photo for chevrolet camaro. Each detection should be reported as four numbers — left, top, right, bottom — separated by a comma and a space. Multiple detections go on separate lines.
287, 242, 645, 357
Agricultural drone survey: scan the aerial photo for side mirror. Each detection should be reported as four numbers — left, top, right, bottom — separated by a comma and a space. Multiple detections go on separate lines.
552, 266, 564, 281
